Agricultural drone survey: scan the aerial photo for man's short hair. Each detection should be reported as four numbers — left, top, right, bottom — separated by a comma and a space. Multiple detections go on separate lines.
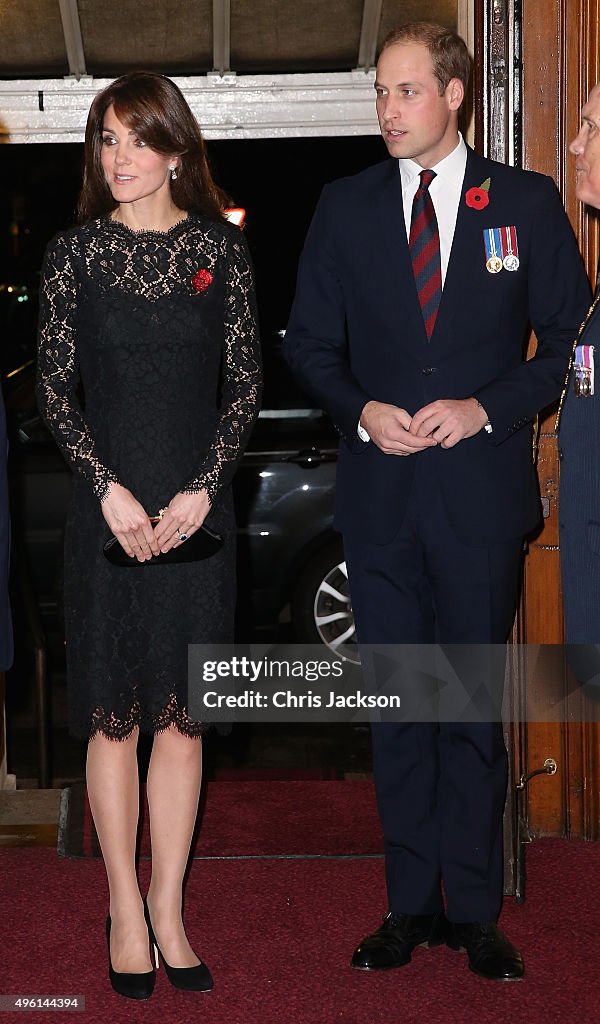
380, 22, 471, 96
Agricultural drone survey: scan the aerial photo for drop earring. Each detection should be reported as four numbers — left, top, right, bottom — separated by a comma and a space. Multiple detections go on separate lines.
170, 166, 178, 181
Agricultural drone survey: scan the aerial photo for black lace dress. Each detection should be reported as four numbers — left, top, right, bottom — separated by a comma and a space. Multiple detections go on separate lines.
37, 214, 262, 740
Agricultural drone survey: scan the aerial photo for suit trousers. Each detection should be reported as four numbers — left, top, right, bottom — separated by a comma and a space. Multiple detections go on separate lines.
343, 452, 522, 922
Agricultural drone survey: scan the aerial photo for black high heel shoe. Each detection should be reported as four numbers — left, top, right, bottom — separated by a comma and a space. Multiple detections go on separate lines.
143, 898, 213, 992
106, 915, 156, 1000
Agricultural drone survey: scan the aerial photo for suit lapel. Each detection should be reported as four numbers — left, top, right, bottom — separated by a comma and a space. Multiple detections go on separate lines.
431, 147, 487, 342
374, 160, 428, 344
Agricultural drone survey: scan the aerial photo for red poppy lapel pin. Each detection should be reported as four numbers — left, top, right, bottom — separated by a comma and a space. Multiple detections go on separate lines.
465, 177, 491, 210
192, 268, 213, 293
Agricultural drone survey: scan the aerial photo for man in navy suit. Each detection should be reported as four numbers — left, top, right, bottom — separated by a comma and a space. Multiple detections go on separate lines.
559, 84, 600, 645
285, 22, 590, 980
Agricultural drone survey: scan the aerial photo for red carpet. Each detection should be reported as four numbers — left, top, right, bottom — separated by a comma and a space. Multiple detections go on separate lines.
60, 780, 384, 859
1, 840, 599, 1024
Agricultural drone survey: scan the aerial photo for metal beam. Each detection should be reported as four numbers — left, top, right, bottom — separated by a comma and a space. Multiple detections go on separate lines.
0, 71, 378, 144
212, 0, 231, 75
356, 0, 383, 71
58, 0, 87, 79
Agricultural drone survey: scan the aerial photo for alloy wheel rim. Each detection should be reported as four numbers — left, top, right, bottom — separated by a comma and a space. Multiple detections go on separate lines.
313, 560, 360, 664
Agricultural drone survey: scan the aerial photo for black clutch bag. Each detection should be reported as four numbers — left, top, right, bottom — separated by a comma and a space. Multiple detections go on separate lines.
103, 518, 223, 567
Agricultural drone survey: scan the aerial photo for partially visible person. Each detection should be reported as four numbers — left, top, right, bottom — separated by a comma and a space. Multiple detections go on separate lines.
559, 83, 600, 644
0, 388, 12, 671
37, 72, 261, 1000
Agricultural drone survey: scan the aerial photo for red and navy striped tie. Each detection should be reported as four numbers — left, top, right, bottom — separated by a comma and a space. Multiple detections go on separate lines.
409, 169, 441, 340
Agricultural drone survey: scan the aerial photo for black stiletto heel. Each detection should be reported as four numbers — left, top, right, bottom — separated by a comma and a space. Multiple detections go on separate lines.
143, 898, 213, 992
106, 915, 156, 1000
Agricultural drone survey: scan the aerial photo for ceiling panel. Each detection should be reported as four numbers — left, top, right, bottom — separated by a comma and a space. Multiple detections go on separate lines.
0, 0, 68, 76
379, 0, 458, 48
230, 0, 364, 72
0, 0, 463, 81
78, 0, 213, 76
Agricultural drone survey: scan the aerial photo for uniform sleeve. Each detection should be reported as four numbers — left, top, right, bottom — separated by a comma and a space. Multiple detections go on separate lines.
36, 234, 121, 499
180, 232, 262, 502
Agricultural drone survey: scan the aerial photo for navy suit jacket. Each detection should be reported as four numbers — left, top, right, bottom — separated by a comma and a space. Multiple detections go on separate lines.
285, 147, 591, 547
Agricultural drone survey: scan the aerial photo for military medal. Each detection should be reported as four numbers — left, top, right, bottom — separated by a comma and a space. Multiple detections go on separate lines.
573, 343, 595, 397
501, 225, 520, 271
484, 228, 503, 273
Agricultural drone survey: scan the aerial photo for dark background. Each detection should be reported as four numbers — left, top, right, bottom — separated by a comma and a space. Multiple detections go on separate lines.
0, 135, 384, 372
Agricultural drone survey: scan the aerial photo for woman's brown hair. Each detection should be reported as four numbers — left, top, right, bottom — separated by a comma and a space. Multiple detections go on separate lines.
77, 71, 231, 223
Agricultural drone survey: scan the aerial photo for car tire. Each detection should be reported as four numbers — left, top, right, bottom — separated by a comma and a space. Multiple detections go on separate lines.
291, 541, 359, 664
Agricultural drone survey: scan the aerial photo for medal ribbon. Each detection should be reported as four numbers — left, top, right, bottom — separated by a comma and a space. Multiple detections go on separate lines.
483, 228, 503, 262
574, 344, 593, 370
556, 295, 600, 427
573, 343, 595, 397
501, 225, 519, 259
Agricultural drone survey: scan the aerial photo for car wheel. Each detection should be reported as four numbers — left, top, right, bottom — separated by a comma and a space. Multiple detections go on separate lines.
291, 542, 359, 664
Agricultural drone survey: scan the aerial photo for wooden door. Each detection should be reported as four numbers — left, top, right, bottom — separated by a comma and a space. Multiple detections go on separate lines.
475, 0, 600, 838
522, 0, 600, 839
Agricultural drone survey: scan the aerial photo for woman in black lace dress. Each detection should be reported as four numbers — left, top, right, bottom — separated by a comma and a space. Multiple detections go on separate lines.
37, 72, 261, 999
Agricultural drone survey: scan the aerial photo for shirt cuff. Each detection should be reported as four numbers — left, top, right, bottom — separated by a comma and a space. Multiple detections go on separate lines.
476, 400, 493, 434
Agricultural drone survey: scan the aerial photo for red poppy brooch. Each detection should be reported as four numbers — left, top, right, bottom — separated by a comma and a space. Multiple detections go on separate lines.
192, 268, 213, 293
465, 177, 491, 210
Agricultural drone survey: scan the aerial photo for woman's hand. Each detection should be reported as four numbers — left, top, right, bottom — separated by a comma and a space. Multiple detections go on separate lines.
102, 482, 161, 561
153, 490, 211, 553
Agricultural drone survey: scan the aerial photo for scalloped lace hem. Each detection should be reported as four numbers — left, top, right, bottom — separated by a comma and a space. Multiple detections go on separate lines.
88, 693, 206, 741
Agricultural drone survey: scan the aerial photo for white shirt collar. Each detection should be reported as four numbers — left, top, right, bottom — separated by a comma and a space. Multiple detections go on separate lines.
399, 132, 467, 191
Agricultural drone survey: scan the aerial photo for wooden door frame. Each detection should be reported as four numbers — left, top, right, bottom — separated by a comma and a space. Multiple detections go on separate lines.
474, 0, 600, 839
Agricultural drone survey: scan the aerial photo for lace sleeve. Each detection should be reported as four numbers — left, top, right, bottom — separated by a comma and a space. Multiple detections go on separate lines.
181, 232, 262, 502
36, 234, 120, 501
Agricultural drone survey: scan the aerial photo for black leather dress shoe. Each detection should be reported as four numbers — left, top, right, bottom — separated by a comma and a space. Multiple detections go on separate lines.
351, 912, 448, 971
447, 921, 524, 980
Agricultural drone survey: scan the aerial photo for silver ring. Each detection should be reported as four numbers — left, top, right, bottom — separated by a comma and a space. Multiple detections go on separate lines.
178, 532, 188, 542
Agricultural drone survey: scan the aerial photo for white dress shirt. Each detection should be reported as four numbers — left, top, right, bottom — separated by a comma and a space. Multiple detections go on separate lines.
399, 133, 467, 287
